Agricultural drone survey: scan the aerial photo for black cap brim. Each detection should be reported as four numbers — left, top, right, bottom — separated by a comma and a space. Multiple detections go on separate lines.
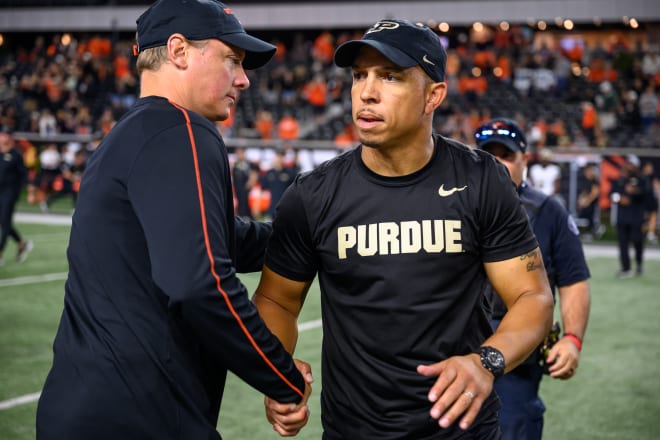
334, 40, 418, 69
220, 32, 276, 69
478, 137, 521, 153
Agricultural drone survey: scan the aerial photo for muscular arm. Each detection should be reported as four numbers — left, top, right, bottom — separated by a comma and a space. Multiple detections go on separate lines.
482, 247, 555, 373
558, 280, 590, 342
253, 265, 312, 353
417, 247, 554, 430
546, 279, 590, 379
253, 266, 314, 436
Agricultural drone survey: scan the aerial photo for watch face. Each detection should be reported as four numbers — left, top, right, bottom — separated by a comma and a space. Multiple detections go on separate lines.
487, 350, 504, 365
481, 346, 505, 377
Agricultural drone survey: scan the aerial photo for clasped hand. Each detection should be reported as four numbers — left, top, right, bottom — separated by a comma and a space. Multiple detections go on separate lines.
264, 359, 313, 437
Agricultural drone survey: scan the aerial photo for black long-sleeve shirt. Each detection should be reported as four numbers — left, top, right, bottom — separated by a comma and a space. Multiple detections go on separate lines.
0, 147, 27, 194
37, 97, 304, 439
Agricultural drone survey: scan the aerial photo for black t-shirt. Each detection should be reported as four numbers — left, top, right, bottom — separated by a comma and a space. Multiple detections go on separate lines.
266, 135, 538, 439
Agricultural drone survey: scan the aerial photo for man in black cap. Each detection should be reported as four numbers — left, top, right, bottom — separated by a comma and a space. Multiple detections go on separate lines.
0, 132, 33, 265
610, 154, 648, 277
475, 118, 591, 440
254, 20, 553, 438
36, 1, 310, 438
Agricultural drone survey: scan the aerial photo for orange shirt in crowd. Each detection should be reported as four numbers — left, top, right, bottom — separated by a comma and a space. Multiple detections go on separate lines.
277, 115, 300, 140
458, 74, 488, 95
88, 36, 112, 58
473, 49, 495, 70
496, 53, 512, 81
334, 124, 358, 148
582, 104, 597, 129
114, 54, 131, 79
255, 111, 274, 140
313, 31, 335, 64
273, 41, 287, 63
303, 79, 328, 108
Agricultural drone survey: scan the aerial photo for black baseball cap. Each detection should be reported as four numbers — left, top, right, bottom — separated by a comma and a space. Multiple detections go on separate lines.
334, 19, 447, 82
136, 0, 276, 69
474, 118, 528, 153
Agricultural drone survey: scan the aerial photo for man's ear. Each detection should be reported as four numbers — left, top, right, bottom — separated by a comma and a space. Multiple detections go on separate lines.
167, 34, 189, 69
425, 81, 447, 114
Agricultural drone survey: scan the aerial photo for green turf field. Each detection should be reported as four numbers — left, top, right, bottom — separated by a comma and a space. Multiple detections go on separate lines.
1, 221, 659, 439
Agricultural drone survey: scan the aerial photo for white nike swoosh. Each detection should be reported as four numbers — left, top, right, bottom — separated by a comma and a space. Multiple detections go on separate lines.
438, 184, 468, 197
422, 54, 435, 66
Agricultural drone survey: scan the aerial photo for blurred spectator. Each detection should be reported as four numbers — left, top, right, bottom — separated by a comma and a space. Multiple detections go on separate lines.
529, 149, 562, 198
580, 101, 599, 144
641, 161, 659, 244
37, 143, 62, 210
277, 111, 300, 140
38, 109, 57, 136
312, 31, 335, 65
255, 110, 275, 140
260, 150, 296, 220
594, 81, 620, 132
546, 119, 571, 147
0, 132, 33, 265
528, 117, 548, 149
641, 49, 660, 80
638, 83, 658, 131
610, 155, 648, 277
232, 148, 260, 220
43, 149, 86, 211
577, 164, 604, 240
553, 53, 572, 97
302, 73, 328, 117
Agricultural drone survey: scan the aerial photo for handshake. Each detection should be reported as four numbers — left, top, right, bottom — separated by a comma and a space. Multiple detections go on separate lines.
265, 359, 314, 437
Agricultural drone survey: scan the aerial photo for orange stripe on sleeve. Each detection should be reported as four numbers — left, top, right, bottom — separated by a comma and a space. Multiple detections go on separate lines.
169, 101, 303, 399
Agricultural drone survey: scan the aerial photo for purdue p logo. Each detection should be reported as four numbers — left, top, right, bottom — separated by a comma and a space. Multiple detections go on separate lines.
366, 21, 400, 34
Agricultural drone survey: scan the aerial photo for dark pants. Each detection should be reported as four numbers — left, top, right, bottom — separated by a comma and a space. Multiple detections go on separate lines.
616, 223, 644, 271
578, 203, 597, 233
491, 319, 545, 440
494, 365, 545, 440
0, 189, 21, 252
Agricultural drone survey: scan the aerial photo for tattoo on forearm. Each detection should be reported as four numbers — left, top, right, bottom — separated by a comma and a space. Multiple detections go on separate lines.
520, 250, 543, 272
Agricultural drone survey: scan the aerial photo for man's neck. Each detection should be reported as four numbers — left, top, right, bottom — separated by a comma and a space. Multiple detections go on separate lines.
361, 135, 435, 177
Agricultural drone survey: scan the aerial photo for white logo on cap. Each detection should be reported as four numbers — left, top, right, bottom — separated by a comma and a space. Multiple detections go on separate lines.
422, 55, 435, 66
366, 21, 400, 34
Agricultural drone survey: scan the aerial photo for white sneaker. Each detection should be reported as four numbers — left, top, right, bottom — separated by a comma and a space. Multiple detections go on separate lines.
616, 270, 634, 279
17, 240, 33, 263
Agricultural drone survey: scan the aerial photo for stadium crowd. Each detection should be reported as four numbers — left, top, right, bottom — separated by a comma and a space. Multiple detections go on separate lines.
0, 24, 658, 219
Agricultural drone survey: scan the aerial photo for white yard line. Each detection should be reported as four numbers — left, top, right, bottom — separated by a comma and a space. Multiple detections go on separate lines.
15, 212, 72, 226
0, 392, 42, 410
0, 273, 68, 288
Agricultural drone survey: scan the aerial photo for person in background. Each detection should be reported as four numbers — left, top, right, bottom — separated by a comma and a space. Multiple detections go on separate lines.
43, 149, 87, 212
577, 163, 604, 241
36, 2, 310, 439
528, 149, 561, 197
232, 147, 259, 219
475, 118, 591, 440
641, 161, 659, 244
259, 149, 296, 220
255, 19, 553, 438
610, 155, 648, 277
0, 132, 33, 265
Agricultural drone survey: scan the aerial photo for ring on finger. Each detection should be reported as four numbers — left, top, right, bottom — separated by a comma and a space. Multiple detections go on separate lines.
463, 391, 475, 400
